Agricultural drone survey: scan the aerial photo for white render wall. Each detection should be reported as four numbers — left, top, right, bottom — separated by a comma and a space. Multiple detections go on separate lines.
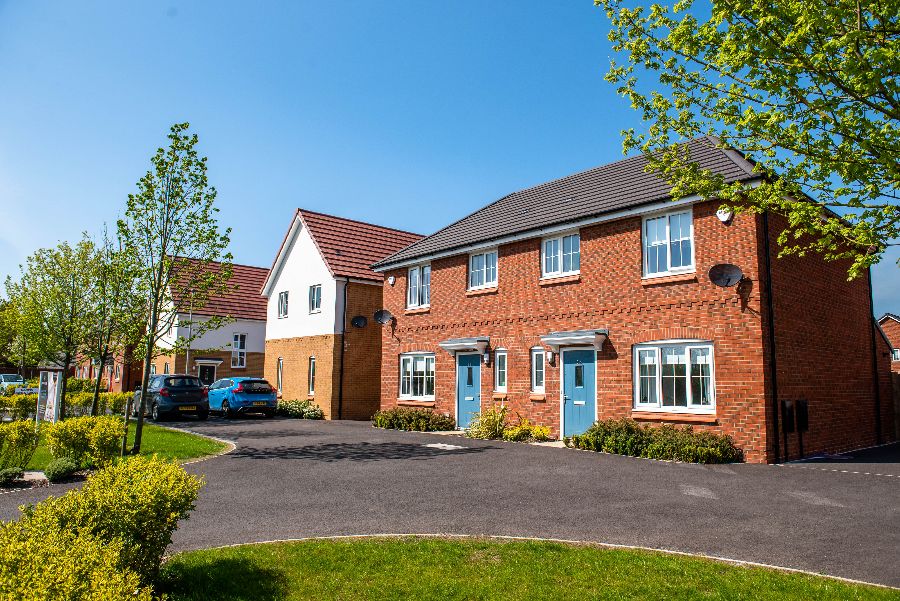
176, 316, 266, 353
265, 219, 344, 340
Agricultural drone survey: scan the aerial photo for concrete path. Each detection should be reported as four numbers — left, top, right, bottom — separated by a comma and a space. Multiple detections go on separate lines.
2, 417, 898, 587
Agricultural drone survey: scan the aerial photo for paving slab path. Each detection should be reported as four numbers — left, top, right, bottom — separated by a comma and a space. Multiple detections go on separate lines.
1, 417, 898, 587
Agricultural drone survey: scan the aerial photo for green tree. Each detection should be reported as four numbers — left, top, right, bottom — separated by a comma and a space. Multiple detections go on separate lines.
118, 122, 232, 453
5, 236, 97, 415
0, 299, 39, 378
598, 0, 899, 277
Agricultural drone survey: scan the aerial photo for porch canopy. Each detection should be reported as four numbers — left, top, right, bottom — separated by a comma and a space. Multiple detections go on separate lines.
540, 329, 609, 352
438, 337, 490, 355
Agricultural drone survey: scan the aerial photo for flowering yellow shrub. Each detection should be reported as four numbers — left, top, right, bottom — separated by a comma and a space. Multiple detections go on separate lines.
45, 416, 125, 467
0, 420, 41, 470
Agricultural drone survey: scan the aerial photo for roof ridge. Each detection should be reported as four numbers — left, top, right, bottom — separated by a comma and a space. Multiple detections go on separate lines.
298, 208, 423, 237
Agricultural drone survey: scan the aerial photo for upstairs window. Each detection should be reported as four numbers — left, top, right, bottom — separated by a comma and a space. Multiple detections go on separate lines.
634, 342, 714, 412
643, 210, 694, 277
277, 291, 289, 318
494, 350, 507, 392
893, 349, 900, 361
542, 233, 580, 278
531, 348, 545, 393
308, 284, 322, 313
469, 250, 498, 290
407, 264, 431, 308
232, 333, 247, 368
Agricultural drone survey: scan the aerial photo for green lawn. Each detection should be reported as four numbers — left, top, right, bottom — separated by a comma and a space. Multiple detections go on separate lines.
27, 420, 226, 470
158, 538, 897, 601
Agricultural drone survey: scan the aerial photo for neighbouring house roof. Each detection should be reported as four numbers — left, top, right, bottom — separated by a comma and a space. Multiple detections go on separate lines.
373, 136, 760, 270
878, 312, 900, 324
262, 209, 423, 295
170, 260, 269, 321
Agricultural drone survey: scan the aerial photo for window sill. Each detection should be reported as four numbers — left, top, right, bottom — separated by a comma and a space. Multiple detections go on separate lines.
309, 310, 321, 315
404, 306, 430, 315
492, 392, 507, 401
307, 394, 316, 400
641, 272, 697, 286
539, 274, 580, 286
631, 410, 717, 424
529, 393, 546, 402
466, 286, 498, 297
397, 399, 436, 408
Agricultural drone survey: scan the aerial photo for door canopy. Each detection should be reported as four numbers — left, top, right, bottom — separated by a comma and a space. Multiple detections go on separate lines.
540, 329, 609, 352
438, 337, 490, 355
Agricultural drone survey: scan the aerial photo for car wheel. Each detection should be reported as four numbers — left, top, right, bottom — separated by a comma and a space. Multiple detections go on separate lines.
151, 403, 161, 422
222, 400, 231, 419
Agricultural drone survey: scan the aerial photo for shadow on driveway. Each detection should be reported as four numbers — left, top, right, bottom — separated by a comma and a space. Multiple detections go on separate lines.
231, 441, 496, 462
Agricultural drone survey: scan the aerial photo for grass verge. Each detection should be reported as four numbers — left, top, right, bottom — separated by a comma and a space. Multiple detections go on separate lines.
159, 538, 895, 600
27, 421, 227, 470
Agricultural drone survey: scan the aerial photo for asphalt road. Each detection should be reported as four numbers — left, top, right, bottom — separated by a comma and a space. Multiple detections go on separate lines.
2, 417, 898, 587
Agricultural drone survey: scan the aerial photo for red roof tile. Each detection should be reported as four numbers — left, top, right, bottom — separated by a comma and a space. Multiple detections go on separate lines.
298, 210, 423, 282
171, 260, 269, 321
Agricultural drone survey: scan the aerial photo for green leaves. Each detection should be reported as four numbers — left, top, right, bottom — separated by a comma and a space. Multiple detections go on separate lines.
597, 0, 899, 277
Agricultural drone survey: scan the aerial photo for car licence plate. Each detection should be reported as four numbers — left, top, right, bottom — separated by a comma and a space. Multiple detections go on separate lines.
179, 405, 197, 411
252, 401, 268, 407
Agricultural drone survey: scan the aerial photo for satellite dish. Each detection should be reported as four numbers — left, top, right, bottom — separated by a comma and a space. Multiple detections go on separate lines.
708, 264, 743, 287
374, 309, 393, 325
351, 315, 368, 328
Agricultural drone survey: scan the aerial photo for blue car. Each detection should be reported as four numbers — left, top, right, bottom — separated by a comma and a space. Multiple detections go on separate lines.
207, 377, 277, 418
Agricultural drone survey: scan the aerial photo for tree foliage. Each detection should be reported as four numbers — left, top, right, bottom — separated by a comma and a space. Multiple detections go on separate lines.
598, 0, 899, 277
118, 122, 232, 452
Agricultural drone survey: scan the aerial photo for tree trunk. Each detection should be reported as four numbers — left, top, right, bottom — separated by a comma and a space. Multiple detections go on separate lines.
131, 339, 154, 454
90, 346, 108, 416
59, 350, 71, 420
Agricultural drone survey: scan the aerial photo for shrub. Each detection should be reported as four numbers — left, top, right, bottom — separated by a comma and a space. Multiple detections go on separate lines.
371, 407, 456, 431
0, 513, 154, 600
100, 392, 132, 415
44, 458, 79, 483
64, 378, 95, 393
0, 393, 38, 420
45, 416, 125, 467
465, 406, 508, 440
0, 467, 23, 486
502, 416, 552, 443
566, 418, 743, 464
24, 455, 202, 584
0, 420, 41, 470
277, 399, 325, 419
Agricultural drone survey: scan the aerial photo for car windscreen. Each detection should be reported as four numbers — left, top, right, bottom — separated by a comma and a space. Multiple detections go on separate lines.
241, 380, 272, 393
165, 377, 202, 388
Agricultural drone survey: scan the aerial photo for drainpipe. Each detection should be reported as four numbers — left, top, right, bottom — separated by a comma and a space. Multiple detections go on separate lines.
762, 211, 781, 463
336, 277, 349, 420
867, 267, 883, 445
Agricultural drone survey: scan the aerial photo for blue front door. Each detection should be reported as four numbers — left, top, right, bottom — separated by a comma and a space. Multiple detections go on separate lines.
562, 349, 596, 437
456, 353, 481, 429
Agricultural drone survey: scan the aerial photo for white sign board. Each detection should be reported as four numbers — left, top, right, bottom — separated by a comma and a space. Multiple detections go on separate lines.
38, 371, 62, 423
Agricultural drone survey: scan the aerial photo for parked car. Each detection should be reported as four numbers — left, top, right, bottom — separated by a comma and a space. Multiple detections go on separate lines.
0, 374, 25, 389
133, 374, 209, 421
207, 377, 277, 418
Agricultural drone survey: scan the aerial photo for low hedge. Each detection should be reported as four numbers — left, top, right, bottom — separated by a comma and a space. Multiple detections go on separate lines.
0, 391, 132, 419
0, 420, 41, 470
372, 407, 456, 432
566, 418, 743, 464
44, 458, 79, 483
466, 407, 552, 442
276, 399, 325, 419
44, 416, 125, 468
0, 467, 23, 486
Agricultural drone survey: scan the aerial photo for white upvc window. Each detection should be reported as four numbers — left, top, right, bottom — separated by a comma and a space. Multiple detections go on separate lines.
277, 291, 289, 318
542, 232, 580, 278
308, 356, 316, 395
308, 284, 322, 313
531, 348, 545, 393
893, 348, 900, 361
150, 364, 156, 375
469, 250, 498, 290
494, 349, 507, 392
399, 353, 435, 400
276, 357, 284, 393
163, 362, 170, 375
407, 264, 431, 308
643, 209, 694, 277
633, 341, 715, 413
231, 333, 247, 368
114, 364, 121, 381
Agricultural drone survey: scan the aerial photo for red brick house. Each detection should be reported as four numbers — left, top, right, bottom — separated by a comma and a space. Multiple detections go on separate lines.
373, 137, 895, 463
878, 313, 900, 373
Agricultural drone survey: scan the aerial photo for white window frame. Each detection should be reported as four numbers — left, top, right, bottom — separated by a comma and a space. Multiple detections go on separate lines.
892, 348, 900, 361
308, 284, 322, 314
163, 362, 170, 375
642, 209, 695, 278
407, 264, 431, 309
308, 356, 316, 395
494, 349, 507, 392
541, 232, 580, 279
231, 333, 247, 368
114, 364, 121, 381
531, 348, 545, 393
632, 340, 715, 414
276, 357, 283, 393
468, 249, 498, 290
277, 291, 289, 318
150, 364, 156, 376
399, 352, 436, 400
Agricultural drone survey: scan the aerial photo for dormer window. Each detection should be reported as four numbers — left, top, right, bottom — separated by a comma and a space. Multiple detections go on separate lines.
407, 264, 431, 308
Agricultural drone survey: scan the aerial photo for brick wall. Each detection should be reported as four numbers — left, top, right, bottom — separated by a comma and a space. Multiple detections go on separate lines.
880, 317, 900, 373
764, 213, 896, 459
265, 335, 340, 418
381, 200, 773, 462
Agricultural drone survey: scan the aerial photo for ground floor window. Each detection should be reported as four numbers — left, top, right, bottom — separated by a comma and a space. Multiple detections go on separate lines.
308, 356, 316, 395
633, 341, 715, 412
531, 348, 545, 393
494, 350, 507, 392
400, 353, 435, 400
276, 357, 283, 393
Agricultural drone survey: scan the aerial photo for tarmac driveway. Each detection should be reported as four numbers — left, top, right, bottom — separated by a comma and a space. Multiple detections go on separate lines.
2, 417, 898, 587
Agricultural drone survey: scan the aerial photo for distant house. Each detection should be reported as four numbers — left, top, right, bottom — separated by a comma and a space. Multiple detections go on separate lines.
373, 137, 895, 463
153, 260, 270, 385
261, 209, 422, 419
878, 313, 900, 373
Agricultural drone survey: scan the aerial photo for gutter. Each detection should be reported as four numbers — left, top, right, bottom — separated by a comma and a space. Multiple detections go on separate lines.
867, 267, 883, 445
761, 211, 781, 463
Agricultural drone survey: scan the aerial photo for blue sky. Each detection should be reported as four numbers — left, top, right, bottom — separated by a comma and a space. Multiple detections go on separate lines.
0, 1, 897, 314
